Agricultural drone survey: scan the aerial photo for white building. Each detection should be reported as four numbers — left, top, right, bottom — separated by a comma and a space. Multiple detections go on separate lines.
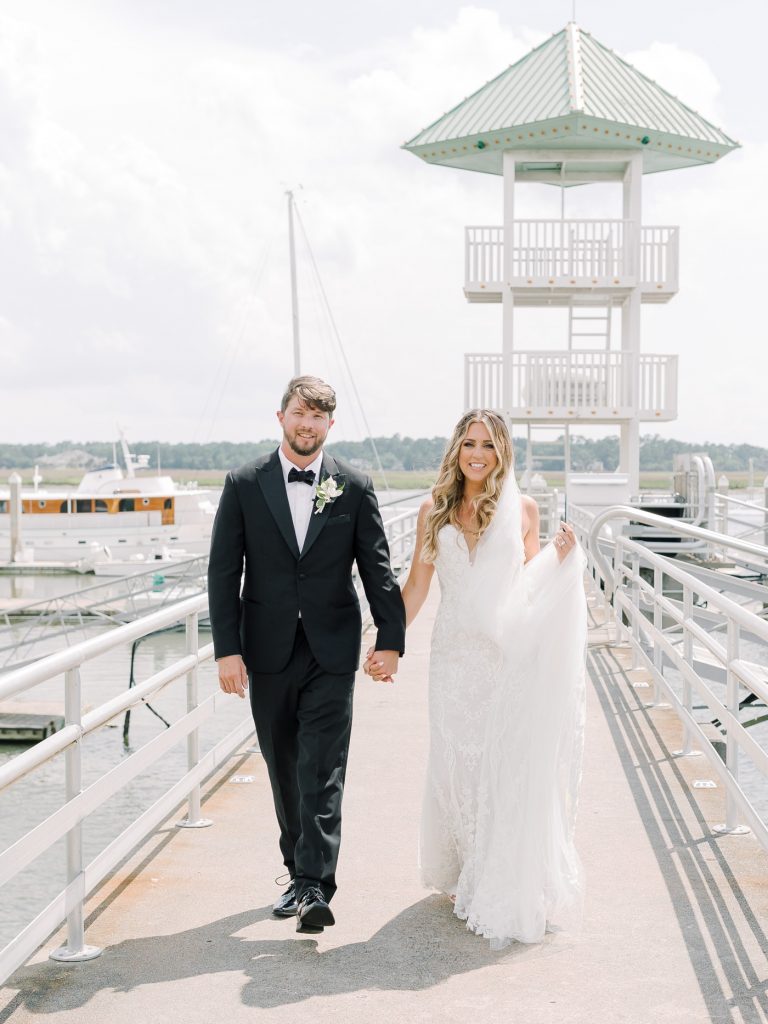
404, 23, 738, 496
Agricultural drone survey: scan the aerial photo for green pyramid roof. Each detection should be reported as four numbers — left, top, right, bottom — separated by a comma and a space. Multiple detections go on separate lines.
403, 24, 738, 175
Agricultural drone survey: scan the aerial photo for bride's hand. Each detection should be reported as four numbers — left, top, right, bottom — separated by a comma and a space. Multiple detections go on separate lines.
554, 522, 576, 562
362, 645, 375, 676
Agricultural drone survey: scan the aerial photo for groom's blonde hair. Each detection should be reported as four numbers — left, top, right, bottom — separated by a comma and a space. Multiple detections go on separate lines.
281, 375, 337, 416
422, 410, 514, 564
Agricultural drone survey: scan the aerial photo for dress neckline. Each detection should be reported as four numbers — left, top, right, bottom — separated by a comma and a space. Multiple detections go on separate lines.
448, 523, 479, 566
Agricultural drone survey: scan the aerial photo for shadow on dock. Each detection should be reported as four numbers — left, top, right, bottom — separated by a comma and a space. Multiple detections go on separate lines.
588, 643, 768, 1024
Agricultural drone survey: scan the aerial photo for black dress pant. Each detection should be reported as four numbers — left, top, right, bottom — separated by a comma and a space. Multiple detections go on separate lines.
248, 620, 355, 903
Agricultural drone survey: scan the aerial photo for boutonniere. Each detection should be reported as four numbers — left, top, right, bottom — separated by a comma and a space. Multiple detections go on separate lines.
314, 473, 345, 515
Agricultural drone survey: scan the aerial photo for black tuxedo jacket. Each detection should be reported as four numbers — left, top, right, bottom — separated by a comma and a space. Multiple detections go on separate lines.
207, 448, 406, 675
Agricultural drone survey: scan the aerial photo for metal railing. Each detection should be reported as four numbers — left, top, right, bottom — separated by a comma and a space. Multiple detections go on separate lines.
573, 504, 768, 851
715, 491, 768, 550
0, 556, 209, 669
0, 594, 243, 984
0, 509, 420, 984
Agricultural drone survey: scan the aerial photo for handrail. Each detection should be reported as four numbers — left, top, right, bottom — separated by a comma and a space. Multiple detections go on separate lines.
0, 593, 208, 700
715, 492, 768, 514
575, 502, 768, 856
586, 505, 768, 596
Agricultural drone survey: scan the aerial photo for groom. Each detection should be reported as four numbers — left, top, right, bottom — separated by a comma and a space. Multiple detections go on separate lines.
208, 375, 406, 933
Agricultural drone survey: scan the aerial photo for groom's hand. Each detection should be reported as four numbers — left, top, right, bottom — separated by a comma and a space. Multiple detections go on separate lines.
367, 649, 399, 684
217, 654, 248, 699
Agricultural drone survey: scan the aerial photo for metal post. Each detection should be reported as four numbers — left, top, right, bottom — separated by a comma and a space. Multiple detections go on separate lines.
648, 564, 664, 705
50, 667, 102, 962
713, 621, 750, 836
177, 611, 212, 829
630, 555, 640, 668
287, 190, 301, 377
716, 475, 729, 535
674, 587, 701, 757
644, 566, 671, 709
763, 476, 768, 549
607, 537, 623, 647
9, 472, 22, 563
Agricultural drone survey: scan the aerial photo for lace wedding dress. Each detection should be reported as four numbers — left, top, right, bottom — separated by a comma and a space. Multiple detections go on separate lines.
420, 477, 587, 948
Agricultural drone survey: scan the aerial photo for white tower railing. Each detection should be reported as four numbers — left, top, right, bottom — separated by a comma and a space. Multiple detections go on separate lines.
465, 351, 678, 420
465, 222, 679, 299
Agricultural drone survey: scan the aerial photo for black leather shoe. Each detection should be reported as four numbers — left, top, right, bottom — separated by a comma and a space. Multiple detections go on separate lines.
296, 886, 335, 933
272, 881, 297, 917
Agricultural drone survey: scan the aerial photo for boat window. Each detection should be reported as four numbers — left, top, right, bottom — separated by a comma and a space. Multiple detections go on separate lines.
142, 498, 150, 507
119, 498, 135, 512
58, 501, 67, 513
0, 500, 7, 513
76, 499, 91, 513
164, 498, 172, 509
95, 500, 108, 513
38, 501, 46, 509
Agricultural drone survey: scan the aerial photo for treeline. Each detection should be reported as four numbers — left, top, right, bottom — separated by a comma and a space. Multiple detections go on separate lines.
0, 434, 766, 472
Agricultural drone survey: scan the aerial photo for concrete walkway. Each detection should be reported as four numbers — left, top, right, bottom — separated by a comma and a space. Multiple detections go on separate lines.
2, 585, 768, 1023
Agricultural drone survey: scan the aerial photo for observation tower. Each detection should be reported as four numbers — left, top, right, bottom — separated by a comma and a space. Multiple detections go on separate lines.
404, 23, 738, 495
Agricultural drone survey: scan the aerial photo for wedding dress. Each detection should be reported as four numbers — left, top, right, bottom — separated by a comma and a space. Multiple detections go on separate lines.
420, 476, 587, 948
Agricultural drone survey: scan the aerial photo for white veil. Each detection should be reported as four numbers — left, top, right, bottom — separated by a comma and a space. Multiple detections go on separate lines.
454, 474, 588, 947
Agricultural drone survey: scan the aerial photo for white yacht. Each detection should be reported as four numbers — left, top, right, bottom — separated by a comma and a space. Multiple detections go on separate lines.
0, 435, 218, 567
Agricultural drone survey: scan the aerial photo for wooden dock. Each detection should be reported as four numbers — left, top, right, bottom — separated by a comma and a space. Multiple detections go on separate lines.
1, 587, 767, 1023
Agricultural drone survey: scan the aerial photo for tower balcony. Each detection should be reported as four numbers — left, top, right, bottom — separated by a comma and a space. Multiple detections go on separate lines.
465, 350, 678, 421
465, 221, 679, 305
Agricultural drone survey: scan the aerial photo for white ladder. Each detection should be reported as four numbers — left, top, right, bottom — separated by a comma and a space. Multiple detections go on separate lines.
523, 423, 570, 487
568, 305, 612, 350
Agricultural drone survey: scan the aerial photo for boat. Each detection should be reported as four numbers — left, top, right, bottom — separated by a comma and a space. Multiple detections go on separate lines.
0, 433, 218, 568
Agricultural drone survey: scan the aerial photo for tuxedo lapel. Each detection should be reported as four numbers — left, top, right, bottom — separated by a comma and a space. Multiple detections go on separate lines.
300, 453, 344, 560
255, 450, 300, 560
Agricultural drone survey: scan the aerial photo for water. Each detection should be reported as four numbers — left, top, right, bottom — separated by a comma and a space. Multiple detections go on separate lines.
0, 574, 96, 602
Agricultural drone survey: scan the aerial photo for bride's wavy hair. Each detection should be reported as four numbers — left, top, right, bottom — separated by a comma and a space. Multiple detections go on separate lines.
422, 409, 514, 564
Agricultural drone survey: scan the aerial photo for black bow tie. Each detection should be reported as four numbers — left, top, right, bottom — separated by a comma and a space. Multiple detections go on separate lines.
287, 467, 315, 485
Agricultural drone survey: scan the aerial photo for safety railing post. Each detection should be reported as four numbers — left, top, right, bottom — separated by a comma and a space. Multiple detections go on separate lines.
177, 611, 212, 829
630, 555, 640, 668
674, 587, 701, 757
712, 622, 750, 836
49, 667, 102, 963
648, 565, 669, 708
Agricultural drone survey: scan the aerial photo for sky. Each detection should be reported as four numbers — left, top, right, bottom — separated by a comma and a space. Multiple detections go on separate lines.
0, 0, 765, 446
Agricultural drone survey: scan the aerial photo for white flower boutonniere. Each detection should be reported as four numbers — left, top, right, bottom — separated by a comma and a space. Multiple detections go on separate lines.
314, 474, 345, 515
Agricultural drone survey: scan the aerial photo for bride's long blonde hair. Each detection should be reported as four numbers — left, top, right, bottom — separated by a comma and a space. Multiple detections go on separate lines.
422, 409, 514, 564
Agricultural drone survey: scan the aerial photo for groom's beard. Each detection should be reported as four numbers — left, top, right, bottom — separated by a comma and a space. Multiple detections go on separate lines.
285, 431, 324, 458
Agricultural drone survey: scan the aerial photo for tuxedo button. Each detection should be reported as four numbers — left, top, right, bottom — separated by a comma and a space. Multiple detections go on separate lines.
298, 572, 307, 580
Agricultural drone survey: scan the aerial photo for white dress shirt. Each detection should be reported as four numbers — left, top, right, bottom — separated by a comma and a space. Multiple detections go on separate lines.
278, 447, 324, 553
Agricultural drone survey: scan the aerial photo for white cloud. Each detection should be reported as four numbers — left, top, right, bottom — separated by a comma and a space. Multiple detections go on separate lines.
0, 6, 762, 450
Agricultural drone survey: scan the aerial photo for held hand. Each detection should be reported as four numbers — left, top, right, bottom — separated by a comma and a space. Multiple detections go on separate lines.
362, 645, 376, 676
554, 521, 577, 563
366, 649, 399, 684
217, 654, 248, 699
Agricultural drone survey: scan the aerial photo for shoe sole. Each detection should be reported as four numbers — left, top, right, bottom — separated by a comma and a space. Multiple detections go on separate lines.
272, 905, 298, 918
297, 904, 335, 930
295, 921, 325, 934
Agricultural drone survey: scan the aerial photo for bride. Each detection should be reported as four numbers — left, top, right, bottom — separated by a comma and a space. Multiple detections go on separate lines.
366, 409, 587, 948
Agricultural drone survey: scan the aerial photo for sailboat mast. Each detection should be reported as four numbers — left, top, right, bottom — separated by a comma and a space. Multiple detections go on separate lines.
287, 189, 301, 376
